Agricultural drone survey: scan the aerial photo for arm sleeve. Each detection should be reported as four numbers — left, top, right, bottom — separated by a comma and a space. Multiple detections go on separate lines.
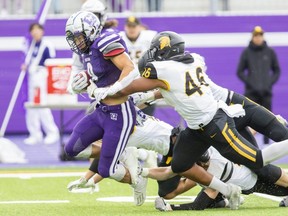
270, 49, 281, 85
236, 50, 248, 83
106, 67, 139, 96
89, 158, 100, 173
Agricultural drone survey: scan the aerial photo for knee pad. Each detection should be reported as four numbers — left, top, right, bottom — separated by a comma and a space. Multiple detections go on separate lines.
254, 164, 282, 183
99, 163, 126, 182
264, 118, 288, 141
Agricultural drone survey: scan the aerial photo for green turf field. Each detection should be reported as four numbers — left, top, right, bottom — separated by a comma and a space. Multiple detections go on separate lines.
0, 168, 287, 216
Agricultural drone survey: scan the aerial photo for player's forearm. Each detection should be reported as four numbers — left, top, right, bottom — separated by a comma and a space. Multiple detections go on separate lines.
141, 166, 176, 181
92, 173, 104, 184
84, 170, 96, 181
119, 77, 162, 97
154, 89, 163, 100
104, 52, 138, 96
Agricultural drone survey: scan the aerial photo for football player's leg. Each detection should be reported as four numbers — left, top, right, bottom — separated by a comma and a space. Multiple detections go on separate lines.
171, 128, 241, 208
171, 128, 210, 173
127, 117, 172, 156
253, 164, 282, 185
159, 177, 196, 199
238, 127, 258, 147
97, 101, 136, 181
248, 179, 288, 197
168, 188, 222, 211
64, 111, 104, 158
207, 110, 288, 170
203, 110, 263, 170
233, 93, 288, 141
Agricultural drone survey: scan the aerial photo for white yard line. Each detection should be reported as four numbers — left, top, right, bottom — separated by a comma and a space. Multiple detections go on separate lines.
97, 196, 196, 203
0, 172, 84, 178
0, 200, 70, 204
253, 193, 283, 202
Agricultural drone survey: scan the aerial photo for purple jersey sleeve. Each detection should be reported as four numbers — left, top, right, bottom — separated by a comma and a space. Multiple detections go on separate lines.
81, 29, 129, 88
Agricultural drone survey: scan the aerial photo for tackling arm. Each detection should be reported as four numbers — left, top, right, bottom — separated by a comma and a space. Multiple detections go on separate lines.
105, 52, 138, 96
141, 166, 177, 181
120, 77, 167, 96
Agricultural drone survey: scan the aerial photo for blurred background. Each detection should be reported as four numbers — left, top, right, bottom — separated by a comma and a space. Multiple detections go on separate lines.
0, 0, 287, 164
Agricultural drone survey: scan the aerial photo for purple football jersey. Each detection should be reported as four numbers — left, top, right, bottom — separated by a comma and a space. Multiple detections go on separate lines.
81, 28, 128, 87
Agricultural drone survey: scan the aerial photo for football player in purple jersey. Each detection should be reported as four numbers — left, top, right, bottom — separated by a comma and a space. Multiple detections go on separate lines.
64, 11, 145, 202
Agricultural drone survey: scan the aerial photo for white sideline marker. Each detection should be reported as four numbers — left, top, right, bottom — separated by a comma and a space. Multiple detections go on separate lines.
0, 200, 70, 204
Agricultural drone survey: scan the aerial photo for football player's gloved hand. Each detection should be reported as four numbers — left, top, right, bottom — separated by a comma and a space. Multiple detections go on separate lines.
72, 71, 90, 93
218, 100, 245, 118
67, 176, 88, 191
130, 92, 155, 106
67, 177, 96, 193
94, 87, 109, 101
86, 80, 97, 98
87, 81, 109, 101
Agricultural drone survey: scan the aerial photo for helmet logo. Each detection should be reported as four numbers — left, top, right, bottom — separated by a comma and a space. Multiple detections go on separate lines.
159, 36, 171, 50
83, 13, 98, 26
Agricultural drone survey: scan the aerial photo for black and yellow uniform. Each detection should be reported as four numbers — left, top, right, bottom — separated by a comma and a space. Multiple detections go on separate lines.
229, 92, 288, 142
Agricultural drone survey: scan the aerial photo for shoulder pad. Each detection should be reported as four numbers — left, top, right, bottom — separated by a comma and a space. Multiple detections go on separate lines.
140, 62, 158, 79
94, 29, 121, 52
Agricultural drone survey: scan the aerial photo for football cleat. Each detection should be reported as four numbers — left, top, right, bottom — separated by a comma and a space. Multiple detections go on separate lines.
227, 183, 241, 210
279, 196, 288, 207
155, 197, 172, 211
227, 196, 244, 208
120, 147, 139, 185
131, 175, 148, 206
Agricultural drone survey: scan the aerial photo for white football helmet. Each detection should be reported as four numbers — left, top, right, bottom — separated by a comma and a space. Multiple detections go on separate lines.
65, 11, 102, 54
81, 0, 107, 26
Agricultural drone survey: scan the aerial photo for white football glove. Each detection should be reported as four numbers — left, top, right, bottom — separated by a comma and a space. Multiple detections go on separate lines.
87, 81, 109, 102
71, 71, 90, 93
86, 80, 97, 98
130, 92, 155, 106
67, 177, 96, 193
67, 176, 88, 191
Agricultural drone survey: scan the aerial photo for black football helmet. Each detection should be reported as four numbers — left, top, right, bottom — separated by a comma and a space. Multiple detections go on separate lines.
148, 31, 185, 61
138, 50, 154, 73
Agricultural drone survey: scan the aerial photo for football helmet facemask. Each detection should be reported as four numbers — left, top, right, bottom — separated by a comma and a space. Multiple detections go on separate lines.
65, 11, 102, 55
138, 50, 155, 73
148, 31, 185, 61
